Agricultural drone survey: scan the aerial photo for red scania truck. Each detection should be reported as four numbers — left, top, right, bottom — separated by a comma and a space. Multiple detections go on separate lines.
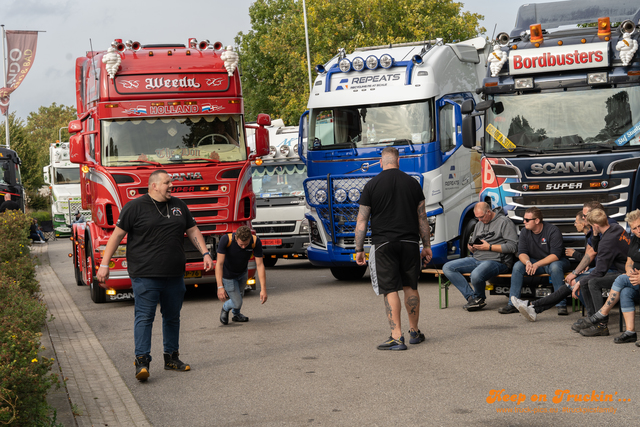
68, 38, 270, 303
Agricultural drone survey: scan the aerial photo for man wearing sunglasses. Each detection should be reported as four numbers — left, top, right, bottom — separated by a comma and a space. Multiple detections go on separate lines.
442, 202, 518, 311
499, 207, 570, 315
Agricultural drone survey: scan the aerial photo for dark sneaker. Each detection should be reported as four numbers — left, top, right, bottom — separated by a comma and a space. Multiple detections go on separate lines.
232, 313, 249, 322
614, 332, 637, 344
135, 355, 151, 382
377, 336, 407, 351
636, 341, 640, 348
498, 304, 518, 314
164, 351, 190, 371
571, 317, 592, 332
220, 307, 229, 325
557, 306, 568, 316
579, 323, 610, 337
464, 297, 486, 312
409, 329, 425, 344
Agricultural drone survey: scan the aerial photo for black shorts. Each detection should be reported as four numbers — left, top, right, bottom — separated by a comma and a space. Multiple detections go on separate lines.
369, 240, 420, 296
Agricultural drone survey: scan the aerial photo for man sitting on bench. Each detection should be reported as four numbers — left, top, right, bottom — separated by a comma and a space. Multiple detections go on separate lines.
512, 209, 629, 322
499, 207, 570, 315
442, 202, 518, 311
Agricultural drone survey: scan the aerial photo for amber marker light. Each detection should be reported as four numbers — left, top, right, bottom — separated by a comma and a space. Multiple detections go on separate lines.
105, 104, 118, 108
598, 17, 611, 37
199, 186, 210, 191
168, 50, 172, 56
530, 24, 543, 44
184, 101, 197, 105
255, 158, 263, 166
68, 253, 73, 257
228, 100, 241, 104
558, 41, 563, 46
151, 102, 164, 106
82, 165, 89, 173
485, 82, 498, 87
628, 71, 640, 76
590, 182, 602, 188
581, 38, 587, 43
168, 101, 181, 106
149, 51, 154, 56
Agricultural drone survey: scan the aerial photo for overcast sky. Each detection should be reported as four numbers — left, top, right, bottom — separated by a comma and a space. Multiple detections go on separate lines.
2, 0, 556, 122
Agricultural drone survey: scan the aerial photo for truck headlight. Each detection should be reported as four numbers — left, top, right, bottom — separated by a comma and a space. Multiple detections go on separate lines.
300, 219, 310, 234
98, 244, 127, 257
334, 188, 347, 203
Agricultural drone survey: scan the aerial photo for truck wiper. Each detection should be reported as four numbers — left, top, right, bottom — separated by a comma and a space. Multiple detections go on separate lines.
182, 158, 220, 163
120, 160, 163, 166
509, 146, 543, 154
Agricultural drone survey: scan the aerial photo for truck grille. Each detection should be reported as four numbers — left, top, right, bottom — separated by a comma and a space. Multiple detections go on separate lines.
305, 174, 421, 239
253, 225, 296, 234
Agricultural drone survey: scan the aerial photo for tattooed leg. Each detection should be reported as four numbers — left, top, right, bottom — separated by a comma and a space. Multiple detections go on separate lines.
384, 292, 402, 339
404, 287, 420, 331
600, 291, 620, 316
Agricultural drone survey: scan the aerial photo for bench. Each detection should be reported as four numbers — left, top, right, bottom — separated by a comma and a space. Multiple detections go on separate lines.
422, 269, 579, 311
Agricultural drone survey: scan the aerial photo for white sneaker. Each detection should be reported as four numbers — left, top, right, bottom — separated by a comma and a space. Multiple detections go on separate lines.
510, 296, 526, 310
515, 300, 537, 322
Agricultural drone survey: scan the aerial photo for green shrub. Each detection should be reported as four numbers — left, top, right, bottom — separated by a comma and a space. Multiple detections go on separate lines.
27, 192, 49, 212
30, 211, 51, 223
0, 211, 58, 425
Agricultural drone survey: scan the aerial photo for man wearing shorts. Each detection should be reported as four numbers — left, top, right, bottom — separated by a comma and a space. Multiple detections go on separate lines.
355, 147, 432, 350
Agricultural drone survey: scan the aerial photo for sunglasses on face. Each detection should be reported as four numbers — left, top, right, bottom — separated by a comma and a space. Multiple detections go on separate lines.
523, 217, 536, 223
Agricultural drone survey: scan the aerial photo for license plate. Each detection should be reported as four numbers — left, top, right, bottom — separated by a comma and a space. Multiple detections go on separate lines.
184, 271, 202, 278
262, 239, 282, 246
351, 253, 369, 260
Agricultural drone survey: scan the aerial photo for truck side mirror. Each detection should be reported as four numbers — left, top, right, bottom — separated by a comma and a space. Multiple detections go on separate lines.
256, 113, 271, 126
68, 120, 82, 134
461, 99, 474, 115
462, 116, 476, 149
69, 134, 86, 164
252, 113, 271, 157
254, 126, 270, 157
43, 166, 51, 185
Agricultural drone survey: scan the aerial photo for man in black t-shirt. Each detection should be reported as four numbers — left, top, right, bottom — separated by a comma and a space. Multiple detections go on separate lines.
577, 209, 640, 342
216, 225, 267, 325
355, 147, 432, 351
0, 193, 20, 213
97, 170, 213, 381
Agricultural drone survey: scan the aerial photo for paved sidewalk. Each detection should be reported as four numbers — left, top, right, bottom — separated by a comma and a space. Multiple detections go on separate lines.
33, 244, 150, 427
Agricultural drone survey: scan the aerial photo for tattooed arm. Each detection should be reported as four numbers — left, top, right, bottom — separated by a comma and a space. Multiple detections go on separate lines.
355, 205, 371, 266
418, 200, 432, 264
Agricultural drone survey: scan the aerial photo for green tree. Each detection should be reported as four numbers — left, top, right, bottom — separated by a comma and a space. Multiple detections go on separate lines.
236, 0, 485, 125
22, 103, 77, 191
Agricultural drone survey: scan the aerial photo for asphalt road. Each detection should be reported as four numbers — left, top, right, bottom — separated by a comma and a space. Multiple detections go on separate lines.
46, 239, 639, 426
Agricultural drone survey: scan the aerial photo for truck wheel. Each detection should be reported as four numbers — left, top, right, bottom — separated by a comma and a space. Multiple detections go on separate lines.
330, 266, 367, 281
263, 257, 278, 268
460, 218, 478, 258
86, 234, 106, 303
72, 233, 84, 286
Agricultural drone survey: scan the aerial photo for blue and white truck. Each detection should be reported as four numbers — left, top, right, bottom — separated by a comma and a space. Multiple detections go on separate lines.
300, 37, 489, 280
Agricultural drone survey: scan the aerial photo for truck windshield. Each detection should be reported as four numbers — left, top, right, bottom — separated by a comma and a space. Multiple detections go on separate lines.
252, 164, 307, 198
485, 86, 640, 154
54, 167, 80, 184
101, 115, 246, 166
308, 99, 434, 149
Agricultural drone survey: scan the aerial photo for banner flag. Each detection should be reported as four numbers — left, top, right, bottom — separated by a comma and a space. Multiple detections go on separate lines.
1, 30, 39, 115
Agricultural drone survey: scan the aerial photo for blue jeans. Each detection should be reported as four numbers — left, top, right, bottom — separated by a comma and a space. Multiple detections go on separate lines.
611, 275, 640, 313
509, 258, 571, 307
131, 276, 186, 357
442, 257, 509, 301
222, 271, 248, 315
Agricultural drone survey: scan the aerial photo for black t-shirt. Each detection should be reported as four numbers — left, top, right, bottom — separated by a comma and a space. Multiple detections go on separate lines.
628, 235, 640, 270
217, 233, 263, 279
116, 194, 197, 277
359, 168, 425, 245
0, 200, 20, 213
